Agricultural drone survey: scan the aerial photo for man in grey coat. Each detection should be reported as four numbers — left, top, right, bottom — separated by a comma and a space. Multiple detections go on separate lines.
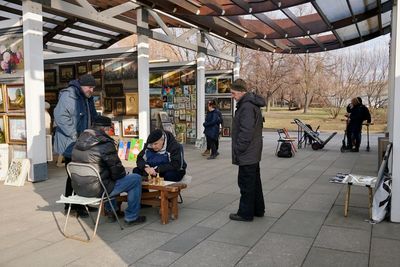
230, 79, 266, 221
54, 74, 97, 217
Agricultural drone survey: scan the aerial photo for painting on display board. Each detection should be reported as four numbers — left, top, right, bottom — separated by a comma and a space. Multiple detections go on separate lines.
108, 121, 120, 136
7, 116, 26, 144
45, 91, 58, 105
180, 69, 196, 85
103, 98, 113, 113
89, 61, 102, 77
92, 92, 102, 109
0, 86, 4, 112
149, 88, 162, 95
0, 144, 9, 181
149, 72, 163, 88
217, 78, 232, 94
6, 84, 24, 111
205, 78, 217, 94
76, 62, 88, 76
122, 118, 139, 137
150, 96, 163, 108
113, 98, 126, 116
104, 60, 122, 81
0, 115, 6, 144
0, 32, 24, 78
59, 65, 75, 82
218, 98, 232, 111
163, 71, 180, 87
44, 70, 57, 86
125, 92, 138, 115
4, 158, 30, 187
128, 139, 144, 161
122, 60, 137, 79
162, 87, 175, 96
105, 84, 124, 97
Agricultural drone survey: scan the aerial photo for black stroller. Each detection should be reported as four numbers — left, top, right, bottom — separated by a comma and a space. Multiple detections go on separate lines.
293, 118, 337, 150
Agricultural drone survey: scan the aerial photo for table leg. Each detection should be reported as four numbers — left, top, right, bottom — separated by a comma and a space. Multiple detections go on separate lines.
171, 195, 179, 220
344, 184, 351, 217
160, 191, 169, 224
368, 187, 373, 220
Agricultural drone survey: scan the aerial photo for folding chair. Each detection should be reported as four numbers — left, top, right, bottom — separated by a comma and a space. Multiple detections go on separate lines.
276, 128, 297, 156
56, 162, 123, 242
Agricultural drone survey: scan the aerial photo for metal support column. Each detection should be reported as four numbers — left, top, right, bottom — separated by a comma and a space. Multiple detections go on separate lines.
391, 0, 400, 222
233, 46, 240, 80
23, 0, 47, 181
137, 8, 150, 141
196, 32, 206, 141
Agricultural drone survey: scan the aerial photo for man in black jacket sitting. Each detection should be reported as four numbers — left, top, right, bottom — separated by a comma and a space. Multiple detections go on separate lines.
71, 116, 146, 226
134, 129, 187, 181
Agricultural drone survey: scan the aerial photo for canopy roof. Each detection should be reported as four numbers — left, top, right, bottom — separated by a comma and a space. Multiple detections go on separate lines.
0, 0, 392, 54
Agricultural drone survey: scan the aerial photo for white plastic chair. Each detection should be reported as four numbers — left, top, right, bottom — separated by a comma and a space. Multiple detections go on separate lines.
56, 162, 123, 242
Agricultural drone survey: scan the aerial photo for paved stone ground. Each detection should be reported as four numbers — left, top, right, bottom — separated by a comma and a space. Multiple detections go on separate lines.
1, 132, 399, 267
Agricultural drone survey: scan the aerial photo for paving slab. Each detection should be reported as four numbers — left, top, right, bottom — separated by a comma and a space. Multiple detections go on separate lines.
291, 192, 337, 213
158, 226, 216, 254
324, 205, 372, 231
236, 232, 313, 267
264, 188, 305, 205
370, 237, 400, 267
314, 225, 370, 254
197, 210, 231, 229
372, 221, 400, 240
135, 250, 182, 266
186, 193, 238, 211
265, 202, 291, 218
208, 216, 276, 247
269, 209, 326, 238
302, 247, 368, 267
170, 240, 248, 267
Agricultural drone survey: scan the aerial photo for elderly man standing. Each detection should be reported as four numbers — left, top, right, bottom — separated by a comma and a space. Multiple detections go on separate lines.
229, 79, 266, 222
54, 74, 98, 217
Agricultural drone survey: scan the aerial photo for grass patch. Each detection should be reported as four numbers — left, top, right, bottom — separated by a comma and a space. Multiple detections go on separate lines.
263, 107, 387, 133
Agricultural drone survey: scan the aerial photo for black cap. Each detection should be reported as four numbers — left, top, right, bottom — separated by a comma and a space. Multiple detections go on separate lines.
79, 74, 96, 87
94, 116, 112, 127
147, 129, 164, 143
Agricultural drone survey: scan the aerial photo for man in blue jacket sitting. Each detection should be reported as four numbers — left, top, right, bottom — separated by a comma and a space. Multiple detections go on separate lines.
54, 74, 98, 217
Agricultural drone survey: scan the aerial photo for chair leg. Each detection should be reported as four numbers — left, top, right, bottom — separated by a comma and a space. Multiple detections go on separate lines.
92, 199, 104, 240
178, 193, 183, 204
84, 205, 96, 225
275, 142, 280, 155
106, 197, 124, 230
63, 203, 72, 237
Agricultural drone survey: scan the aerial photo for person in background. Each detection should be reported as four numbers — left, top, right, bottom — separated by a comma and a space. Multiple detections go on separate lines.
54, 74, 98, 217
346, 97, 372, 152
44, 101, 52, 135
202, 100, 222, 160
229, 79, 266, 222
134, 129, 187, 182
71, 116, 145, 226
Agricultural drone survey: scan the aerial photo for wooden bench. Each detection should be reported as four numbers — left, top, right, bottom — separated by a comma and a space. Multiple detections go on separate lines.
116, 181, 187, 224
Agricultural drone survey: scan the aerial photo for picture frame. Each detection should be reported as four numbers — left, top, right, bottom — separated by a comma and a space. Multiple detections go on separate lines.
94, 77, 102, 91
205, 78, 217, 94
92, 92, 102, 109
7, 115, 26, 144
103, 97, 113, 113
76, 62, 88, 76
163, 70, 180, 87
45, 91, 58, 105
149, 72, 163, 88
6, 84, 24, 111
122, 60, 137, 80
4, 158, 30, 187
11, 144, 27, 159
113, 97, 126, 116
44, 69, 57, 86
150, 96, 163, 108
218, 78, 232, 94
159, 111, 170, 123
0, 144, 10, 181
104, 60, 122, 81
0, 33, 24, 78
122, 118, 139, 137
222, 127, 231, 137
0, 115, 6, 144
59, 64, 75, 82
108, 121, 120, 136
218, 98, 232, 111
89, 61, 102, 77
105, 84, 124, 97
180, 69, 196, 85
125, 92, 138, 115
0, 85, 5, 112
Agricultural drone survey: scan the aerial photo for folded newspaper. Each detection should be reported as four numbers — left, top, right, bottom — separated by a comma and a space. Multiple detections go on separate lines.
330, 173, 377, 187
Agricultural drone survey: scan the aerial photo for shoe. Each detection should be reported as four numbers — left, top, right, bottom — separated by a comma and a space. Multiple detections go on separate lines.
125, 216, 146, 226
207, 155, 217, 160
229, 213, 253, 222
351, 148, 359, 152
202, 149, 211, 156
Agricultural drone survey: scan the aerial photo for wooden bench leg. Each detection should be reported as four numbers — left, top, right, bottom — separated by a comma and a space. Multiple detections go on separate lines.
344, 184, 351, 217
368, 187, 373, 220
171, 195, 178, 220
160, 191, 169, 224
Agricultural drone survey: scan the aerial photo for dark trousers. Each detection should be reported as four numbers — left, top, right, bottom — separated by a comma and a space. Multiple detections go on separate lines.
206, 135, 218, 156
347, 123, 362, 149
64, 157, 82, 210
237, 163, 265, 219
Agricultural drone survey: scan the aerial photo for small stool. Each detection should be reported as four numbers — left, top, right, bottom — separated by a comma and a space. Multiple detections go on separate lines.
344, 183, 373, 219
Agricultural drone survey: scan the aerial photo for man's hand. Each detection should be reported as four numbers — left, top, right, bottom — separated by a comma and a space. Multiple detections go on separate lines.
145, 167, 157, 176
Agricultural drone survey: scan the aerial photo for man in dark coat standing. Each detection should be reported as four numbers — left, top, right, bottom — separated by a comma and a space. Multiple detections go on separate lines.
230, 79, 266, 221
54, 74, 98, 217
72, 116, 145, 226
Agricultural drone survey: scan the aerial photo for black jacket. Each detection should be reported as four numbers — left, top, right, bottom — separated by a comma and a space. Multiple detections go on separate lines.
71, 129, 126, 197
136, 131, 187, 175
203, 109, 221, 140
349, 104, 371, 131
232, 92, 266, 166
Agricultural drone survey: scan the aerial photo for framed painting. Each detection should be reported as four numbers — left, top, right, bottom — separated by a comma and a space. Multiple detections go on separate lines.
4, 158, 30, 187
59, 64, 75, 82
103, 97, 113, 113
108, 121, 120, 136
122, 60, 137, 79
105, 84, 124, 97
44, 69, 57, 86
180, 69, 196, 85
76, 62, 88, 76
222, 127, 231, 137
92, 92, 102, 109
104, 60, 123, 81
218, 78, 232, 94
0, 33, 24, 78
205, 78, 217, 94
6, 84, 24, 111
163, 71, 180, 87
0, 85, 4, 112
149, 72, 163, 87
11, 144, 27, 159
113, 97, 126, 116
7, 115, 26, 144
218, 98, 232, 111
125, 92, 138, 115
0, 116, 6, 144
45, 91, 58, 105
94, 77, 102, 91
122, 118, 139, 137
0, 144, 9, 181
89, 61, 102, 77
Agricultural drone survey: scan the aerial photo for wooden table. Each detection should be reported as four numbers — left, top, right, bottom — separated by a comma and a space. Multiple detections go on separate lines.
344, 183, 373, 220
117, 182, 187, 225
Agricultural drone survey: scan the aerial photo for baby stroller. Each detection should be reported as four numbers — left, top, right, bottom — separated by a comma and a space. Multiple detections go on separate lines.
293, 118, 337, 150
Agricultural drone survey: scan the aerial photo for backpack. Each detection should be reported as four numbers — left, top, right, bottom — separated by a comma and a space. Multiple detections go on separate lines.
277, 142, 293, 158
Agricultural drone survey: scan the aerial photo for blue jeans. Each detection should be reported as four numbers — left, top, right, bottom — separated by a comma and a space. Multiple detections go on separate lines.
105, 173, 142, 222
